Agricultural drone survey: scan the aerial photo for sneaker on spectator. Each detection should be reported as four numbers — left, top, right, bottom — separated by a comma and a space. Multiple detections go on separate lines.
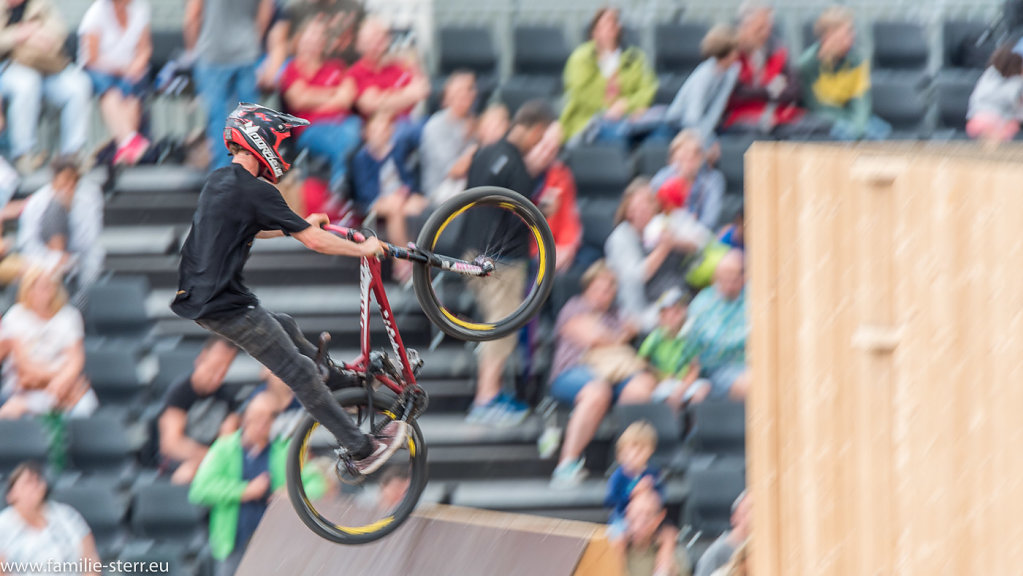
465, 394, 503, 424
491, 395, 531, 428
550, 457, 588, 489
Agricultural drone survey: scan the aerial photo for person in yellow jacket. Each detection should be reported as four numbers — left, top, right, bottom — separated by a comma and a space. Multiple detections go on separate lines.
560, 7, 658, 145
189, 393, 325, 576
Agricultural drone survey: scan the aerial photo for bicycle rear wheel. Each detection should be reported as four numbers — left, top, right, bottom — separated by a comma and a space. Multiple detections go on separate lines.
286, 389, 428, 545
412, 186, 556, 342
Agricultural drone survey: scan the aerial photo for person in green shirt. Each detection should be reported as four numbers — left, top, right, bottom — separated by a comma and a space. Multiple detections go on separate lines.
639, 288, 706, 409
560, 6, 658, 145
189, 392, 326, 576
797, 6, 891, 141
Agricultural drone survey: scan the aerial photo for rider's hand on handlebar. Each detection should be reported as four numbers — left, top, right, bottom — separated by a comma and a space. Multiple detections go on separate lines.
306, 213, 331, 228
359, 236, 388, 259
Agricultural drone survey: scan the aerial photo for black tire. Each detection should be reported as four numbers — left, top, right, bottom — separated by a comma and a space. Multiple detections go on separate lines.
412, 186, 556, 342
286, 388, 429, 545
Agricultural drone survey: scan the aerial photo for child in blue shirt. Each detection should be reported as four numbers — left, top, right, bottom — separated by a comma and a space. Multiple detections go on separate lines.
605, 421, 665, 536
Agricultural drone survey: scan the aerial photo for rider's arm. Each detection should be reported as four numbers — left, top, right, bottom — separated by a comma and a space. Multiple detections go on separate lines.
255, 230, 284, 239
292, 214, 386, 258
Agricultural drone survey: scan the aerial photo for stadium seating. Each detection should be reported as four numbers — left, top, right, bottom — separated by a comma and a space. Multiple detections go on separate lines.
654, 22, 710, 78
130, 481, 207, 553
870, 73, 931, 137
686, 400, 746, 470
513, 25, 571, 78
682, 464, 746, 540
935, 70, 982, 135
52, 483, 129, 558
437, 25, 500, 78
942, 19, 997, 71
567, 145, 632, 199
0, 419, 50, 476
66, 417, 140, 481
632, 140, 670, 178
872, 21, 930, 72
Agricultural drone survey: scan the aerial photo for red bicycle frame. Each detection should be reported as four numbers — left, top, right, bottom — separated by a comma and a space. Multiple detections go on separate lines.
324, 224, 417, 395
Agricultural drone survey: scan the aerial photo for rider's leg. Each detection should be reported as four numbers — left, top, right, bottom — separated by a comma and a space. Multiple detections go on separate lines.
271, 312, 359, 390
198, 306, 374, 457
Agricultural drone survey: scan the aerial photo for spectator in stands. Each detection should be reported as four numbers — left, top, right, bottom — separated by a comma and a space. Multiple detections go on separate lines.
666, 25, 741, 142
524, 122, 582, 273
725, 1, 804, 134
0, 462, 101, 576
259, 0, 365, 90
78, 0, 153, 165
719, 209, 744, 251
477, 102, 509, 147
548, 260, 656, 488
695, 491, 751, 576
622, 488, 693, 576
159, 337, 242, 484
640, 288, 705, 409
186, 0, 273, 170
256, 368, 304, 440
605, 178, 696, 332
419, 71, 477, 203
190, 392, 325, 576
561, 6, 657, 145
280, 15, 362, 193
966, 45, 1023, 142
797, 6, 891, 141
606, 421, 664, 542
687, 250, 748, 401
0, 266, 97, 419
350, 111, 424, 282
651, 130, 725, 231
17, 157, 104, 301
463, 100, 555, 426
350, 15, 429, 120
0, 0, 92, 175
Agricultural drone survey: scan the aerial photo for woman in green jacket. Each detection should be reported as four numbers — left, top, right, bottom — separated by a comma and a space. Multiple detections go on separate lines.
561, 7, 658, 145
189, 393, 326, 576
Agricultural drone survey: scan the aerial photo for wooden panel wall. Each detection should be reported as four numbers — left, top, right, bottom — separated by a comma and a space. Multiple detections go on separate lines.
747, 143, 1023, 576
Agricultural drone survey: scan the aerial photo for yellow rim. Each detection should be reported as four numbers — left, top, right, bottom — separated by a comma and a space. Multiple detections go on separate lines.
299, 412, 415, 536
433, 202, 475, 247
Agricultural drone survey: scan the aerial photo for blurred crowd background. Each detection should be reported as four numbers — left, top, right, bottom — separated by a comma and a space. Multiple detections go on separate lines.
0, 0, 1014, 574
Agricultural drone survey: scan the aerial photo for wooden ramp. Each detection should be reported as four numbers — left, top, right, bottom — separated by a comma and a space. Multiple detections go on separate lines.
238, 498, 617, 576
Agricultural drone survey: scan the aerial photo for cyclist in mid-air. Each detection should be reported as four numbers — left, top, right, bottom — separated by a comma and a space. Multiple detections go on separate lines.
171, 103, 407, 475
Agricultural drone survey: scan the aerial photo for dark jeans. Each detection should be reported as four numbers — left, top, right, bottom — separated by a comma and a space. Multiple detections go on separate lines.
197, 306, 371, 455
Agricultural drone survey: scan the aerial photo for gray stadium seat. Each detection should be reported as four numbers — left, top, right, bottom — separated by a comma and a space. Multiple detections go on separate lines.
112, 165, 205, 195
633, 141, 669, 178
579, 198, 618, 252
935, 70, 981, 133
687, 400, 746, 460
871, 73, 930, 135
84, 343, 146, 407
52, 484, 128, 558
872, 21, 929, 71
0, 418, 50, 475
130, 482, 207, 551
514, 25, 570, 78
149, 29, 186, 79
683, 464, 746, 539
655, 73, 685, 106
499, 76, 560, 116
718, 136, 754, 196
654, 22, 710, 76
67, 417, 138, 477
438, 26, 498, 77
943, 20, 996, 70
82, 275, 152, 340
567, 145, 632, 199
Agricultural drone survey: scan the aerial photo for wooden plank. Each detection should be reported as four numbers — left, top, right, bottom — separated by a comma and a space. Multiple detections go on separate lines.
746, 142, 781, 576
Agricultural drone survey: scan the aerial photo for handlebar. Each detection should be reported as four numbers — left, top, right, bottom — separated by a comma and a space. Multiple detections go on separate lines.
322, 223, 495, 278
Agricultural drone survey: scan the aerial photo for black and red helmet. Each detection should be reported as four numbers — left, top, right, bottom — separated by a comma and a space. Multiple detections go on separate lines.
223, 103, 310, 183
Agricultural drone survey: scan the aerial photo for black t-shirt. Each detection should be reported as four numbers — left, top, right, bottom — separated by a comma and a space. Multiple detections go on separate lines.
171, 164, 310, 320
163, 375, 242, 447
465, 139, 533, 260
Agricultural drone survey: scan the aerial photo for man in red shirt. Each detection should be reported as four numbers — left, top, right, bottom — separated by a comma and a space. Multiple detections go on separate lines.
279, 16, 362, 192
348, 16, 430, 119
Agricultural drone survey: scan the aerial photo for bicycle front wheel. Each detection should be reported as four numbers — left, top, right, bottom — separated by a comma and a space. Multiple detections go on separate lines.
286, 389, 428, 545
413, 186, 556, 342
